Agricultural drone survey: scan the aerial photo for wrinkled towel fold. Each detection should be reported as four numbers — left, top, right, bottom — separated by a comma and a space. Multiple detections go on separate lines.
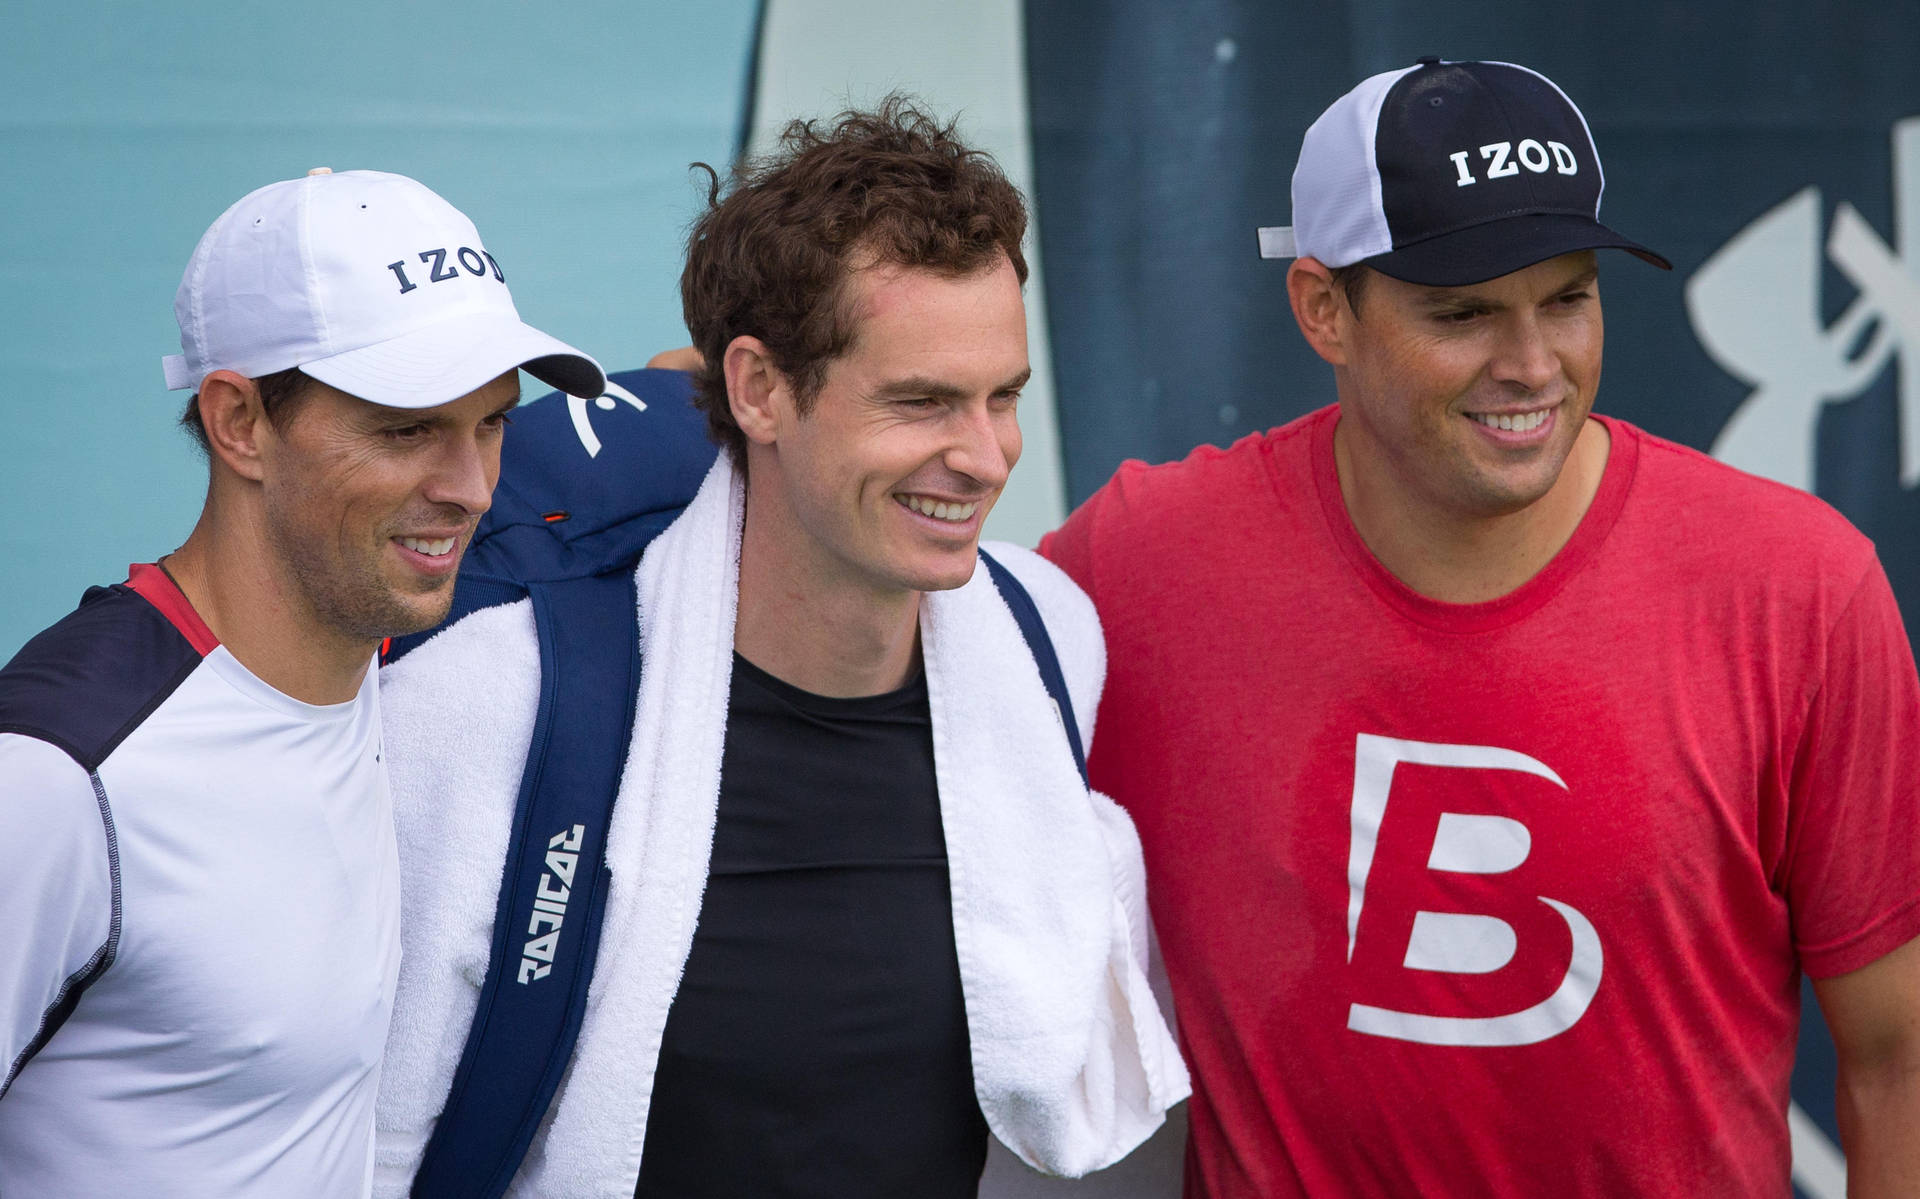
375, 455, 1187, 1198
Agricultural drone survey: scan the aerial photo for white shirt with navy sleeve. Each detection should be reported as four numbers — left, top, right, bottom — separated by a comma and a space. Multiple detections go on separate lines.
0, 564, 400, 1197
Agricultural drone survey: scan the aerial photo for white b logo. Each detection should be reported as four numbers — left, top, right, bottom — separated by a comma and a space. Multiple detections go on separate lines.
1345, 733, 1602, 1047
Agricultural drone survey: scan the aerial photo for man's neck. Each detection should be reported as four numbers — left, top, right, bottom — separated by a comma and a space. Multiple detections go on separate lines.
732, 493, 923, 700
165, 509, 374, 706
1334, 417, 1612, 605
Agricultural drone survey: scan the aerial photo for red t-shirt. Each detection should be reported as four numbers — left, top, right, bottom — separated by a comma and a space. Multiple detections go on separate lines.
1040, 407, 1920, 1198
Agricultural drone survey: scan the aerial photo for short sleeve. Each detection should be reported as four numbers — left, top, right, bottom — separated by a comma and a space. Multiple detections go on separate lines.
0, 734, 117, 1095
1784, 560, 1920, 978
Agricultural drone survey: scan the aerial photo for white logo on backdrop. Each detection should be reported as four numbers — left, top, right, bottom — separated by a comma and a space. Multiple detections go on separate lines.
1688, 118, 1920, 492
1345, 734, 1602, 1047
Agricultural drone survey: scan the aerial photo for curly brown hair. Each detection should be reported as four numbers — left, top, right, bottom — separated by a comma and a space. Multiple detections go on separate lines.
680, 95, 1029, 467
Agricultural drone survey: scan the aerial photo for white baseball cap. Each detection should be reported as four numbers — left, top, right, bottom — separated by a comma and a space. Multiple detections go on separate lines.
162, 168, 605, 408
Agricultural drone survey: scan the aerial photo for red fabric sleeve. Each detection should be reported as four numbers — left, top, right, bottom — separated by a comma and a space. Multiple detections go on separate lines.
1786, 558, 1920, 978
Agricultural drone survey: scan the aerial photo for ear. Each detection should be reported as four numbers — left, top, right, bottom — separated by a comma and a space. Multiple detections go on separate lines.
195, 370, 272, 482
1287, 257, 1349, 367
722, 335, 788, 447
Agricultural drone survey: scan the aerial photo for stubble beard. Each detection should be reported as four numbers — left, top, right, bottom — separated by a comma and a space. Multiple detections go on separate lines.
268, 518, 459, 648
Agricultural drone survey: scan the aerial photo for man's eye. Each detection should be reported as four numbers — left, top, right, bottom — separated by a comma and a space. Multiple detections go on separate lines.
384, 424, 429, 440
482, 412, 514, 430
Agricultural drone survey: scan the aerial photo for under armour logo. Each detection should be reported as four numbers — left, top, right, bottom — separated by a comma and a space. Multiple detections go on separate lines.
1345, 733, 1602, 1047
1688, 117, 1920, 492
567, 381, 650, 458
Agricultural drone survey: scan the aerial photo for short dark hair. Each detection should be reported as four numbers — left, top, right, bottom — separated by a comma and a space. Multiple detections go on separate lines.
1329, 263, 1370, 316
179, 366, 315, 453
679, 95, 1029, 467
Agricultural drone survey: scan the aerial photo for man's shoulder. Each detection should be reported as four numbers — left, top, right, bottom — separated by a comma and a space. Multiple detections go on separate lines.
0, 583, 204, 772
979, 543, 1096, 625
1068, 407, 1329, 535
1042, 408, 1330, 601
1614, 418, 1877, 570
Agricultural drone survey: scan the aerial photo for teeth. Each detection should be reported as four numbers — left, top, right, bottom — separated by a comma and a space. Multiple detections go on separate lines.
399, 536, 456, 556
897, 495, 978, 522
1470, 410, 1549, 432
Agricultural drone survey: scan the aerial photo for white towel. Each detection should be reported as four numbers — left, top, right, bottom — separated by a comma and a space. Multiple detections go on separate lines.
375, 456, 1187, 1197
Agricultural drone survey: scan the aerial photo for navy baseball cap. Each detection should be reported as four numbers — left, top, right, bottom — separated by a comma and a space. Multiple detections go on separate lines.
1258, 58, 1671, 286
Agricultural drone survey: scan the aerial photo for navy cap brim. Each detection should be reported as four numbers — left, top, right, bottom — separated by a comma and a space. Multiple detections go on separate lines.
1363, 211, 1672, 287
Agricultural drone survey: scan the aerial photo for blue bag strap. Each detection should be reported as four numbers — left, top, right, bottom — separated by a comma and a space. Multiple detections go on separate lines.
978, 548, 1090, 788
410, 569, 640, 1199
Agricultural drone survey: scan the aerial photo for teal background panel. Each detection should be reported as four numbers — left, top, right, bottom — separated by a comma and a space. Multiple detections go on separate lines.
0, 0, 760, 658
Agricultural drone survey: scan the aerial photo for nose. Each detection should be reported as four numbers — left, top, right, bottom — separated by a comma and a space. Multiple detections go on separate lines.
423, 429, 498, 516
1489, 312, 1561, 393
944, 401, 1021, 491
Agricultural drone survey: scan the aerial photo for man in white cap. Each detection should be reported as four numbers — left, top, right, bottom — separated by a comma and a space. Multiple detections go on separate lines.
0, 168, 603, 1197
1042, 59, 1920, 1195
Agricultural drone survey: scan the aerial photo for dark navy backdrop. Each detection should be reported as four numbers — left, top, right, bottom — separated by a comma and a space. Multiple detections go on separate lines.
1028, 0, 1916, 635
1027, 4, 1912, 1192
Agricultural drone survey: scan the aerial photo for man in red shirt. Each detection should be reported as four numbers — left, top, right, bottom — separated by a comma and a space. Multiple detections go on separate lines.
1041, 58, 1920, 1197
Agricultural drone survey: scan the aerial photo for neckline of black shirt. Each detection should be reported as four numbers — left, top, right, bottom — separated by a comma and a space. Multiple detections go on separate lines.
730, 650, 926, 716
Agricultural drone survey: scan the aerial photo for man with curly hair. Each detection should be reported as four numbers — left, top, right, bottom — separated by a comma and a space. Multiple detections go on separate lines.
373, 101, 1186, 1199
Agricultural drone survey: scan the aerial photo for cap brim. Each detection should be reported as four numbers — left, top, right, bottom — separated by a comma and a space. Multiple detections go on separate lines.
1364, 212, 1672, 287
299, 311, 607, 409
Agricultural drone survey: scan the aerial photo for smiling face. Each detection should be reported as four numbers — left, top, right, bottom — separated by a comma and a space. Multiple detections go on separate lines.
1329, 251, 1604, 524
751, 253, 1029, 600
258, 372, 516, 647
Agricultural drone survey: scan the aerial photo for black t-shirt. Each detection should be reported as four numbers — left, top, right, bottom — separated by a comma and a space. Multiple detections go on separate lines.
634, 653, 988, 1199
